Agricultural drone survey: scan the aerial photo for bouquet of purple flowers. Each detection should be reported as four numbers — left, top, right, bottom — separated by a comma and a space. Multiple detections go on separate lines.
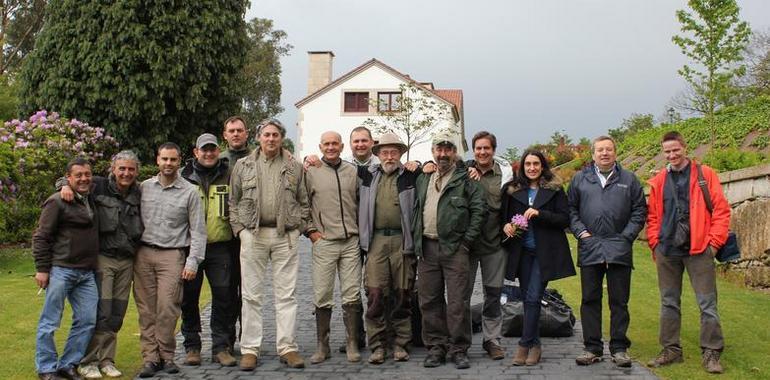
503, 214, 528, 242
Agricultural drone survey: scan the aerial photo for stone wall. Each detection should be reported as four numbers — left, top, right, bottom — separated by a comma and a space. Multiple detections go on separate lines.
718, 164, 770, 288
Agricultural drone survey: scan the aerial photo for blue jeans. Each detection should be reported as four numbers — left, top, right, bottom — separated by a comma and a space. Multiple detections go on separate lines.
35, 266, 98, 373
518, 251, 546, 348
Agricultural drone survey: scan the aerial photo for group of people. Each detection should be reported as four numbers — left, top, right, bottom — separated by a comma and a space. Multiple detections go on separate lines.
32, 115, 732, 380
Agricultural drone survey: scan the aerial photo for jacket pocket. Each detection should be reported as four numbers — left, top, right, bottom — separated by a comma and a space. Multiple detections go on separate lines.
449, 196, 469, 232
96, 196, 120, 233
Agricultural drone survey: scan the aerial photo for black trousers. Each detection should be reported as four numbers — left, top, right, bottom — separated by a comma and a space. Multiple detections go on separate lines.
181, 241, 239, 355
580, 263, 632, 355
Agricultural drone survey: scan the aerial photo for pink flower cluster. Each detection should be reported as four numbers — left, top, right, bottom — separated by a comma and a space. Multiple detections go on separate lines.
511, 214, 528, 230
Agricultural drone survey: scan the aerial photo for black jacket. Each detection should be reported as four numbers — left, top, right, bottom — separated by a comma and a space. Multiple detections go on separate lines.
502, 176, 576, 282
567, 163, 647, 267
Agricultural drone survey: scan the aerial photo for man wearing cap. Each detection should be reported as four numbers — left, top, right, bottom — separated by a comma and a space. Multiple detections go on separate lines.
357, 132, 421, 364
134, 142, 206, 377
179, 133, 239, 367
413, 133, 486, 369
229, 118, 311, 370
304, 131, 363, 364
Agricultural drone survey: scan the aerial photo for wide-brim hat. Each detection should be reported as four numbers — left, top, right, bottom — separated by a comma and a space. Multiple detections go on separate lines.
372, 132, 407, 155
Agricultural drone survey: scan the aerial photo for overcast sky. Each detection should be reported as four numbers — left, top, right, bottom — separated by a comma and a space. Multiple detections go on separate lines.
246, 0, 770, 151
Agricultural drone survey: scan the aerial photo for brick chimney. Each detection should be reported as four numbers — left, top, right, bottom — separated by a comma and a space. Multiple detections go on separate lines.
307, 51, 334, 94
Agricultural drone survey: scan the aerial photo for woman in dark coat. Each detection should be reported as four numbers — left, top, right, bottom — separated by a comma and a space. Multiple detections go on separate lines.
501, 149, 576, 366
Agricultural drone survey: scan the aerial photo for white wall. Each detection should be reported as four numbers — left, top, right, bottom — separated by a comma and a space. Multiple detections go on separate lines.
297, 64, 465, 163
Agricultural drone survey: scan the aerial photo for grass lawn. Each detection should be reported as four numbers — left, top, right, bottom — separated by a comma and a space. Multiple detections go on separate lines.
549, 238, 770, 380
0, 246, 210, 379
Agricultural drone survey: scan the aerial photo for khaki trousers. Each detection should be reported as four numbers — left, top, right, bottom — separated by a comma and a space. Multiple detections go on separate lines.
133, 246, 184, 363
82, 255, 133, 366
311, 236, 362, 308
239, 228, 300, 356
364, 233, 416, 350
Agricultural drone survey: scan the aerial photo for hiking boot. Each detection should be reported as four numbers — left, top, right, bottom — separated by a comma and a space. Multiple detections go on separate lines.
57, 367, 82, 380
214, 351, 237, 367
512, 345, 529, 366
310, 307, 332, 364
137, 362, 159, 378
162, 360, 179, 374
702, 349, 724, 374
280, 351, 306, 368
525, 345, 542, 366
240, 353, 259, 371
423, 349, 446, 368
483, 340, 506, 360
612, 351, 633, 368
98, 363, 121, 378
576, 350, 602, 365
77, 364, 101, 379
184, 349, 201, 366
452, 352, 470, 369
368, 347, 386, 364
647, 347, 683, 368
342, 303, 362, 363
393, 345, 410, 361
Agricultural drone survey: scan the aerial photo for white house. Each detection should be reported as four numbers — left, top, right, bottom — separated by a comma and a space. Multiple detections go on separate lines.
295, 52, 467, 163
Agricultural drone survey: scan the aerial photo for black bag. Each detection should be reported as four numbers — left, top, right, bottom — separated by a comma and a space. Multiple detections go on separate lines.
695, 164, 740, 262
472, 287, 575, 338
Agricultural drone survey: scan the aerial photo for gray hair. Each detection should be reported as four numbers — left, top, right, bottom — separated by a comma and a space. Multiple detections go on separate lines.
112, 150, 140, 169
257, 118, 287, 138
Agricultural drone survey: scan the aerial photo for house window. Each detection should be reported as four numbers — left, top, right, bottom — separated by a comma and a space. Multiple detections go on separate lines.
378, 92, 401, 112
344, 92, 369, 112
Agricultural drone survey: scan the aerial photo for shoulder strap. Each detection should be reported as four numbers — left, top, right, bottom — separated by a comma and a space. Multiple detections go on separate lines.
696, 164, 714, 214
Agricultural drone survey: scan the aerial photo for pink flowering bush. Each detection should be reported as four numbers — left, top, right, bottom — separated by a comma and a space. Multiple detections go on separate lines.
0, 110, 119, 242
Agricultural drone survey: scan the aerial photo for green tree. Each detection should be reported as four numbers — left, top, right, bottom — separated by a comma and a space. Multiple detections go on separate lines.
18, 0, 249, 160
1, 0, 46, 75
672, 0, 750, 129
362, 82, 453, 160
501, 146, 520, 164
608, 113, 654, 143
0, 75, 19, 120
237, 17, 292, 127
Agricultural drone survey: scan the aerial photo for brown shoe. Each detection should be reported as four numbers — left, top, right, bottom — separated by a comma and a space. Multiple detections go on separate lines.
483, 340, 506, 360
512, 346, 529, 366
647, 347, 683, 368
393, 345, 410, 362
214, 351, 237, 367
525, 345, 542, 366
280, 351, 306, 368
184, 350, 201, 366
368, 347, 386, 365
239, 353, 258, 371
576, 350, 602, 365
702, 349, 724, 374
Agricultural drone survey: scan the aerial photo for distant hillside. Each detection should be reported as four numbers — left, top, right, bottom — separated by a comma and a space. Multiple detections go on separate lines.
618, 96, 770, 179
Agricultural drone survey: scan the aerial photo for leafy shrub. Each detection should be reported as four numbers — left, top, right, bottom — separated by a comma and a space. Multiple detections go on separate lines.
703, 147, 769, 172
0, 110, 119, 242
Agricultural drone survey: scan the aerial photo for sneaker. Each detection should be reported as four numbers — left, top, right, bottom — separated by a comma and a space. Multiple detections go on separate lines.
280, 351, 306, 368
611, 351, 633, 368
647, 347, 683, 368
393, 346, 410, 362
138, 362, 159, 378
162, 360, 180, 374
482, 340, 506, 360
184, 349, 201, 366
77, 364, 102, 379
368, 347, 386, 364
702, 349, 724, 374
214, 350, 237, 367
98, 364, 121, 378
452, 352, 470, 369
576, 350, 602, 365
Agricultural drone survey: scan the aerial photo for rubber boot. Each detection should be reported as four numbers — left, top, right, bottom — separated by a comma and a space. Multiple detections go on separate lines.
310, 307, 332, 364
343, 303, 362, 362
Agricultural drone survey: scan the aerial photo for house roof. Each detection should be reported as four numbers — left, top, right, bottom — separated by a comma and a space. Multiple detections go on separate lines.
295, 58, 468, 149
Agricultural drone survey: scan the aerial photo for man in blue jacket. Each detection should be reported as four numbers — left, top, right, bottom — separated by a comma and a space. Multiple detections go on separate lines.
568, 136, 647, 368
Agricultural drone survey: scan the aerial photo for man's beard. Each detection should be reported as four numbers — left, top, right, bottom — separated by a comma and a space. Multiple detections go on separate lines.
437, 157, 453, 172
381, 161, 399, 174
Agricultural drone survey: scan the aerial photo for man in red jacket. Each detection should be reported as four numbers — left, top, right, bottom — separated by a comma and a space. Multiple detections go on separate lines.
646, 131, 730, 374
